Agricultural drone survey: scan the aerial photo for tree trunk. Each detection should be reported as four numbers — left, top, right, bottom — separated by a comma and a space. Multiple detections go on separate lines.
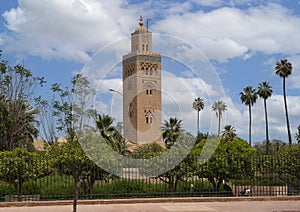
169, 176, 175, 193
197, 110, 199, 134
216, 180, 222, 192
218, 112, 221, 136
283, 77, 292, 145
249, 105, 252, 146
168, 175, 178, 194
73, 171, 80, 212
15, 179, 23, 202
264, 99, 270, 154
88, 175, 95, 198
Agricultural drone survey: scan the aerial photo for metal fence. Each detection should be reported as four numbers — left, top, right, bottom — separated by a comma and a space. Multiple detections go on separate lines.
0, 154, 299, 202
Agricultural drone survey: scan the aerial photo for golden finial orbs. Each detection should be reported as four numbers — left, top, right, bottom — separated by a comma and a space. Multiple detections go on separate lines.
139, 15, 143, 27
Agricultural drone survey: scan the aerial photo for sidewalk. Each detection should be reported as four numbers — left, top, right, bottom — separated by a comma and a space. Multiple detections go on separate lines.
0, 197, 300, 212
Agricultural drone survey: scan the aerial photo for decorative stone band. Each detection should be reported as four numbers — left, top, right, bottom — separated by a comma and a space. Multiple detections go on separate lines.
123, 54, 161, 64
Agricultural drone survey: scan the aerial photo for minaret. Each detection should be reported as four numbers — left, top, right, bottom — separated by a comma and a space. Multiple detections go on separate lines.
122, 16, 162, 144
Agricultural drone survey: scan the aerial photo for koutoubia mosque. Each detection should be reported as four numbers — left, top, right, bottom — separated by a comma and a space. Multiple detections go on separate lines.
122, 16, 162, 145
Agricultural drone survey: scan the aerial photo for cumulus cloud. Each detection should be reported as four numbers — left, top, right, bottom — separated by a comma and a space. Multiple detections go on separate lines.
191, 0, 224, 7
153, 3, 300, 62
1, 0, 137, 62
192, 0, 281, 7
289, 55, 300, 89
2, 1, 300, 63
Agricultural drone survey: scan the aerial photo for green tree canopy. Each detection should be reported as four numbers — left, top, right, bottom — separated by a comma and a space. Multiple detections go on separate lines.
191, 137, 256, 191
0, 148, 51, 198
49, 133, 95, 212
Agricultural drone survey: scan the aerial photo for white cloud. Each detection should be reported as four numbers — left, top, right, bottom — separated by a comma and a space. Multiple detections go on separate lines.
191, 0, 223, 7
2, 2, 300, 63
1, 0, 137, 62
289, 55, 300, 89
191, 0, 266, 7
153, 3, 300, 62
163, 1, 193, 15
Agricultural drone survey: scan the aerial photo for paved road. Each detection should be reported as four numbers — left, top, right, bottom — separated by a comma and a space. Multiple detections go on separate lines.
0, 201, 300, 212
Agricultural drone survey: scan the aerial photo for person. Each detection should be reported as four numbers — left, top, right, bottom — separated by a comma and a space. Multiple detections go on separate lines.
239, 187, 252, 196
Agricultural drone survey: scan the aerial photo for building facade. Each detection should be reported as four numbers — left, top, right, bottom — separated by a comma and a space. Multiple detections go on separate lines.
122, 16, 162, 144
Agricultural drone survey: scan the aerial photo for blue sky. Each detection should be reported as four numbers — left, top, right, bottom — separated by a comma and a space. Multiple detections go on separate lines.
0, 0, 300, 143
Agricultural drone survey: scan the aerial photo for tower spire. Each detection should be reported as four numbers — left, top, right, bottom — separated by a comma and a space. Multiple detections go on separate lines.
139, 15, 143, 28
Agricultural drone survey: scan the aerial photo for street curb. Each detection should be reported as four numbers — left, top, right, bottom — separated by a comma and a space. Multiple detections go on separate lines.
0, 196, 300, 208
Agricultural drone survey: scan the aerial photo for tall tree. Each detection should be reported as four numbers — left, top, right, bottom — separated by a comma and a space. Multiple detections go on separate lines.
0, 149, 50, 200
50, 74, 97, 212
240, 86, 258, 146
275, 59, 293, 145
211, 100, 227, 136
51, 74, 96, 136
0, 50, 45, 150
192, 98, 205, 134
49, 133, 94, 212
191, 137, 255, 192
162, 117, 183, 149
257, 81, 273, 154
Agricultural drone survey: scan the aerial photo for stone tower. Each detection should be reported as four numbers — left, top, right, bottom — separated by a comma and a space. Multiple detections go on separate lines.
122, 16, 162, 144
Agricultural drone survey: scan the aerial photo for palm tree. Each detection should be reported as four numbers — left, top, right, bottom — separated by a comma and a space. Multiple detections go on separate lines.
222, 125, 237, 140
192, 98, 205, 134
161, 117, 182, 149
211, 100, 227, 136
240, 86, 258, 146
275, 59, 293, 145
96, 114, 115, 139
257, 81, 273, 154
96, 114, 125, 154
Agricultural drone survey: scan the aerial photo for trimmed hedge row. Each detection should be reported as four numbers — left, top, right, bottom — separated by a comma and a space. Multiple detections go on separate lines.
0, 176, 226, 201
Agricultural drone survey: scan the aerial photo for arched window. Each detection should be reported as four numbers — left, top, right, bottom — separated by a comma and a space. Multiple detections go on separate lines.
146, 45, 148, 51
146, 116, 153, 124
142, 44, 145, 51
146, 89, 152, 95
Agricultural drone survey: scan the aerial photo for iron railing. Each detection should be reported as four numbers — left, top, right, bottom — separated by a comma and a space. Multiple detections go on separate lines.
0, 154, 299, 201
